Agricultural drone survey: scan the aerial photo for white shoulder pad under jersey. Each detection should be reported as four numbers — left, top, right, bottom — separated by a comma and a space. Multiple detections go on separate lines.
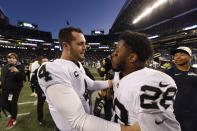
112, 67, 181, 131
37, 59, 89, 131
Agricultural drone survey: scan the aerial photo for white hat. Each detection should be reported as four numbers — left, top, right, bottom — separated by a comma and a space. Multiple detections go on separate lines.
171, 46, 192, 56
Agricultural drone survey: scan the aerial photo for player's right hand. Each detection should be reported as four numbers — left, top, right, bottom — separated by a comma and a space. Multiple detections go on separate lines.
121, 122, 140, 131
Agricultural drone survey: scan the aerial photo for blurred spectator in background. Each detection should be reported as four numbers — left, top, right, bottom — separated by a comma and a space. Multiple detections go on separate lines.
98, 56, 112, 79
96, 60, 101, 70
1, 53, 25, 129
98, 58, 106, 78
24, 64, 30, 82
94, 55, 114, 121
158, 56, 171, 70
165, 46, 197, 131
31, 56, 48, 125
94, 87, 113, 121
29, 59, 39, 97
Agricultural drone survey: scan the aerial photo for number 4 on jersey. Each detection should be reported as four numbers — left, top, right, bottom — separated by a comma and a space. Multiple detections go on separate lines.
38, 64, 52, 82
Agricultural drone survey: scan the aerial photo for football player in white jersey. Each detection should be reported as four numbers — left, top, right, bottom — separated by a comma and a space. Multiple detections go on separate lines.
37, 27, 139, 131
111, 30, 181, 131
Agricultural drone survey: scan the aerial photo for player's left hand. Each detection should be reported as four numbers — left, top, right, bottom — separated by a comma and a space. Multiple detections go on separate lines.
121, 122, 141, 131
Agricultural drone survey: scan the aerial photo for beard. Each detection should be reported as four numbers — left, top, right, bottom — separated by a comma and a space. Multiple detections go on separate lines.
112, 60, 125, 72
78, 57, 85, 62
70, 48, 85, 62
112, 66, 120, 72
77, 53, 85, 61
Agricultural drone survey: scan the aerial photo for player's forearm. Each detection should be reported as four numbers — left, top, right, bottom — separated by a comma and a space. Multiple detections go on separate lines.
85, 75, 109, 90
82, 114, 121, 131
47, 84, 120, 131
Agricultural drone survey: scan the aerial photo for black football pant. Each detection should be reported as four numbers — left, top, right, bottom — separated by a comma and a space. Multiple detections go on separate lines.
30, 83, 36, 93
37, 89, 46, 122
2, 88, 22, 120
25, 71, 30, 82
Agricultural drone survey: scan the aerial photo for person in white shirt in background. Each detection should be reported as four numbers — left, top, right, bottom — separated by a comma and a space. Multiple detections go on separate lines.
29, 59, 39, 97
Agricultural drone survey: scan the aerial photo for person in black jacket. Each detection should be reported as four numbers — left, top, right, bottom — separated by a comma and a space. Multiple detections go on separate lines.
165, 46, 197, 131
1, 53, 25, 129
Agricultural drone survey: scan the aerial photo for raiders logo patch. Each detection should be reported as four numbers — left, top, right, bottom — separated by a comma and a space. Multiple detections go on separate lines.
74, 71, 79, 78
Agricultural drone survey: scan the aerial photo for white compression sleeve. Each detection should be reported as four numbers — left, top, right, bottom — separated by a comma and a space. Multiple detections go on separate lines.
47, 84, 120, 131
85, 75, 109, 90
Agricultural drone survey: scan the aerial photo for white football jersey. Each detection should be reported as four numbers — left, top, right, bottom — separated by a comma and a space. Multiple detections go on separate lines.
31, 61, 40, 73
38, 59, 90, 131
30, 61, 40, 80
112, 67, 181, 131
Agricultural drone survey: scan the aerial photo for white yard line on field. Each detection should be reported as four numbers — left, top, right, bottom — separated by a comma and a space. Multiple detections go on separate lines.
18, 101, 36, 105
8, 112, 30, 117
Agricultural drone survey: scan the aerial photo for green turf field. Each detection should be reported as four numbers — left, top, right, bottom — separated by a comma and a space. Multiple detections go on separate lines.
0, 66, 101, 131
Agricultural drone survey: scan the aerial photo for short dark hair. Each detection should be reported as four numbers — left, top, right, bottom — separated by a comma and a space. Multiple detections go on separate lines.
119, 30, 153, 62
58, 27, 83, 46
38, 56, 48, 65
7, 53, 18, 60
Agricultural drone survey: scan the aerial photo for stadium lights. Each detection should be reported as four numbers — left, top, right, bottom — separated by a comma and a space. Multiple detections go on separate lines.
54, 45, 60, 48
26, 38, 44, 42
88, 43, 100, 45
147, 35, 159, 39
183, 25, 197, 31
54, 45, 62, 51
23, 23, 33, 28
104, 50, 111, 52
42, 43, 51, 46
0, 39, 11, 44
21, 42, 37, 46
99, 46, 109, 49
95, 31, 102, 34
133, 0, 167, 24
7, 46, 16, 49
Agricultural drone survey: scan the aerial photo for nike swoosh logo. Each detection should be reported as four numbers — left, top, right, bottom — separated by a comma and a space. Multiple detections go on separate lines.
159, 82, 169, 87
155, 118, 167, 125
